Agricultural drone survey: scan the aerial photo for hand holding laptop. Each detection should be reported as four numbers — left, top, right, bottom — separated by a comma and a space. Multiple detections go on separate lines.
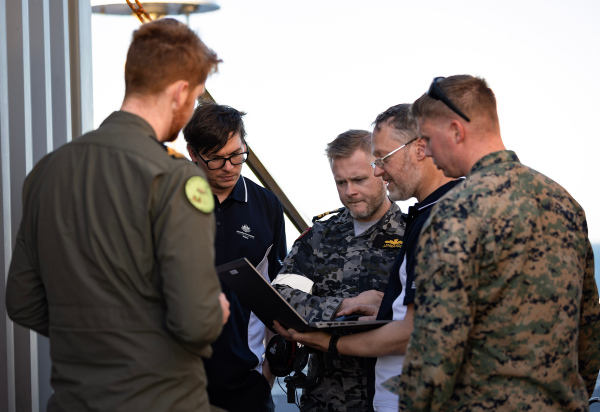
335, 304, 379, 321
217, 258, 391, 334
272, 320, 332, 353
333, 290, 384, 317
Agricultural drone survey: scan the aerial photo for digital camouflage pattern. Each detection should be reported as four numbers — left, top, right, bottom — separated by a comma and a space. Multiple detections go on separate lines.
274, 202, 406, 411
397, 150, 600, 411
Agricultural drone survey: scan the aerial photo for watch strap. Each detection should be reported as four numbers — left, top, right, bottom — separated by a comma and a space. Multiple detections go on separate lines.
328, 335, 340, 354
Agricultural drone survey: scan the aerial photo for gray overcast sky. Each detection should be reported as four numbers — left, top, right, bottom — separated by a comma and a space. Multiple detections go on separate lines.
92, 0, 600, 243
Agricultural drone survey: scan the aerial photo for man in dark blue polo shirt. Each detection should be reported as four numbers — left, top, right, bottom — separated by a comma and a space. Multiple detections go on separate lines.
368, 104, 460, 411
183, 102, 286, 412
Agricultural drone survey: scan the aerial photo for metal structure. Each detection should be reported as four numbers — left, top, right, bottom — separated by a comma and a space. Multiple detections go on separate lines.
91, 0, 220, 15
91, 0, 219, 22
1, 1, 93, 410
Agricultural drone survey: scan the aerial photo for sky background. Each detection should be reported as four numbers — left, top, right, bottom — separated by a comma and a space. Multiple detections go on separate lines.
91, 0, 600, 248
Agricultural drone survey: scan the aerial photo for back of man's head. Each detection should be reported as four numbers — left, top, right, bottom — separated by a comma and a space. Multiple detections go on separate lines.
183, 102, 247, 155
124, 18, 221, 97
373, 103, 419, 142
326, 129, 373, 164
412, 75, 499, 128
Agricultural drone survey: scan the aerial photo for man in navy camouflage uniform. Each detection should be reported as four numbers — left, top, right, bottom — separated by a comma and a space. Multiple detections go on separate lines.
273, 104, 460, 412
272, 129, 406, 411
394, 75, 600, 411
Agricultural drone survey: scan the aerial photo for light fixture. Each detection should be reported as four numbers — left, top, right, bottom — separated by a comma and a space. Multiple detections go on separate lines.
91, 1, 220, 17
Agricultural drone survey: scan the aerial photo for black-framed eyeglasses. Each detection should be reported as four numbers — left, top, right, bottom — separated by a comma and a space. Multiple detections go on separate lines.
195, 149, 250, 170
370, 138, 418, 169
427, 77, 470, 122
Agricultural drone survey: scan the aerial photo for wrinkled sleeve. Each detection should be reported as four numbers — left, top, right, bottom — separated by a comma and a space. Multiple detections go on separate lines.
153, 166, 223, 358
6, 223, 49, 336
273, 230, 344, 322
399, 213, 474, 411
6, 171, 49, 336
578, 237, 600, 396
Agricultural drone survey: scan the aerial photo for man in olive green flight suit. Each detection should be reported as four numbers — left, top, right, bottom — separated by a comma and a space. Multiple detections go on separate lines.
6, 19, 229, 412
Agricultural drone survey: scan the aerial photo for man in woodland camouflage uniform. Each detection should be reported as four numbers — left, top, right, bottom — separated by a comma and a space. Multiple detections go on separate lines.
394, 75, 600, 411
272, 130, 406, 411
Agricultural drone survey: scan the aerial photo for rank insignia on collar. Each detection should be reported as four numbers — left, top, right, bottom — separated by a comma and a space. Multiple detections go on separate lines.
185, 176, 214, 214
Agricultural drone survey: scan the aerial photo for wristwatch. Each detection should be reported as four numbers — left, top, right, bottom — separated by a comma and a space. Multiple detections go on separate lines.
328, 335, 340, 354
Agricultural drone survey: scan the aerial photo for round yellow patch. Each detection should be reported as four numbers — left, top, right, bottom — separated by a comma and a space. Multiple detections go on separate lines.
185, 176, 214, 213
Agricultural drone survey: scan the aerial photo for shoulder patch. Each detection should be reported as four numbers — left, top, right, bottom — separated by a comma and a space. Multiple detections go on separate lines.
312, 207, 345, 223
185, 176, 214, 213
295, 226, 312, 241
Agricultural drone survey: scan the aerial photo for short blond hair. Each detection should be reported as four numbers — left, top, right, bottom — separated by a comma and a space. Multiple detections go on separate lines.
325, 130, 372, 163
412, 75, 499, 127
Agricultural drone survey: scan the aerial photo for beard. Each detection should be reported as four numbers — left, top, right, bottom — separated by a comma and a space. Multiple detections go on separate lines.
164, 106, 189, 143
165, 92, 198, 142
387, 157, 420, 202
345, 184, 388, 221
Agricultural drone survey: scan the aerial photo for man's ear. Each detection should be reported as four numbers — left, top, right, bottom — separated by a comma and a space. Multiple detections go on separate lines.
450, 120, 466, 145
171, 80, 190, 109
187, 145, 197, 162
414, 138, 427, 161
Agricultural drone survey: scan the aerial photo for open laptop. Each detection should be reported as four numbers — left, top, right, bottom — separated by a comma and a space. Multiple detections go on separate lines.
217, 258, 391, 334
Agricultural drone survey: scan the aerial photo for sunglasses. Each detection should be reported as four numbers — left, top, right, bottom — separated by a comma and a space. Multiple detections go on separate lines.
427, 77, 470, 122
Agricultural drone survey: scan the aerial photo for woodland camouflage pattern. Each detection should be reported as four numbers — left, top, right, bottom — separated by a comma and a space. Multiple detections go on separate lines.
396, 150, 600, 411
275, 203, 405, 411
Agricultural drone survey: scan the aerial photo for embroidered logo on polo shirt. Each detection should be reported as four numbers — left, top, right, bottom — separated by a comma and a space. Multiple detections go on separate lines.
237, 224, 255, 239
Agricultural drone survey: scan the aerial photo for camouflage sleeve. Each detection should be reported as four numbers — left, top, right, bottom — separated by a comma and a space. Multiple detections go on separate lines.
273, 230, 344, 322
279, 229, 316, 276
399, 214, 474, 411
578, 237, 600, 396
